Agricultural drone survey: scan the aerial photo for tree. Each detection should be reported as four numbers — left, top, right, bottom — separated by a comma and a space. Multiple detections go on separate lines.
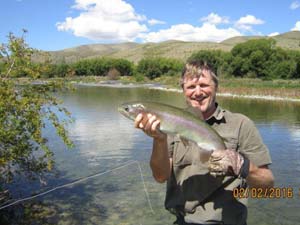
0, 30, 73, 204
111, 58, 134, 76
230, 39, 276, 78
137, 57, 183, 80
187, 50, 232, 77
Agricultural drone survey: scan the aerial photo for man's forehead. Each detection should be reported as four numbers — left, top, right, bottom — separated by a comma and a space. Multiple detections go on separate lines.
183, 71, 212, 83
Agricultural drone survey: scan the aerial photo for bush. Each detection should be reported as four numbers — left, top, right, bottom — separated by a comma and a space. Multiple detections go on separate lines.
133, 72, 145, 82
137, 57, 183, 80
112, 58, 134, 76
53, 63, 70, 77
70, 58, 134, 77
107, 68, 121, 80
188, 50, 225, 74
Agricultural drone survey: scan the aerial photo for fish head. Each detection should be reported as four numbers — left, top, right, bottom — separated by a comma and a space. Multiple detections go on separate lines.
118, 102, 146, 120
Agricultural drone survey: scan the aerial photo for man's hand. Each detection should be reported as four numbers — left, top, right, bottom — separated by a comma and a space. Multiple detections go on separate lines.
135, 113, 171, 182
208, 149, 250, 178
134, 113, 167, 140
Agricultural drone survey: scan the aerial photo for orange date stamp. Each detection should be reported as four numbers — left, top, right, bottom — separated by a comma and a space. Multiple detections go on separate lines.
233, 187, 294, 199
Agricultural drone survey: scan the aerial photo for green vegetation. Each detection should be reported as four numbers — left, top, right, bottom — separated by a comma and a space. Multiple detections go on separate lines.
218, 78, 300, 99
4, 34, 299, 98
39, 38, 300, 82
187, 39, 300, 80
0, 31, 73, 209
136, 57, 184, 79
17, 36, 297, 84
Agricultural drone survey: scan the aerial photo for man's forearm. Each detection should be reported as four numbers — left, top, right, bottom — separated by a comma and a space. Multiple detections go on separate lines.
246, 163, 274, 188
150, 137, 171, 183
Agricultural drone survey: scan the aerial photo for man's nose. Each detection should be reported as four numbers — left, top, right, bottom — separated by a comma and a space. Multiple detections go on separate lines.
194, 85, 202, 95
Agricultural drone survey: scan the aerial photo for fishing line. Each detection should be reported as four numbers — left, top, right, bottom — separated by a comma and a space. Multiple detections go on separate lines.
137, 160, 154, 213
0, 160, 154, 214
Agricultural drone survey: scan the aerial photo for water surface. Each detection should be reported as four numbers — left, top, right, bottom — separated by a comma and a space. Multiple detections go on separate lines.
5, 86, 300, 225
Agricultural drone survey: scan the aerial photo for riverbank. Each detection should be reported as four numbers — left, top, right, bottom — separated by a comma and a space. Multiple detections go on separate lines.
15, 76, 300, 102
71, 76, 300, 102
87, 83, 300, 102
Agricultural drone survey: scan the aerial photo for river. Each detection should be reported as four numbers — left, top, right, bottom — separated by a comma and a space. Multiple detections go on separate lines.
4, 85, 300, 225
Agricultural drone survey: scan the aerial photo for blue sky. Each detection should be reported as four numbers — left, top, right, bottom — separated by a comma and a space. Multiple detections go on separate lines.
1, 0, 300, 51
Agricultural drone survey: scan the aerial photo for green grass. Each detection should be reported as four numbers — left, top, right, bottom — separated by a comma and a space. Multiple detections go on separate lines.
155, 76, 300, 99
218, 78, 300, 99
219, 78, 300, 89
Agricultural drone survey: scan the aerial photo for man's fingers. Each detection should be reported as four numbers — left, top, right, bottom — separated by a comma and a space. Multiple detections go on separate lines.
208, 162, 224, 171
208, 149, 245, 177
210, 171, 226, 177
134, 113, 144, 128
209, 150, 226, 162
151, 119, 160, 132
133, 113, 165, 139
211, 149, 225, 157
144, 114, 155, 131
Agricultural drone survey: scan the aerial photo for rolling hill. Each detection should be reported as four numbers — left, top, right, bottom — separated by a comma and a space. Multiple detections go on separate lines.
48, 31, 300, 64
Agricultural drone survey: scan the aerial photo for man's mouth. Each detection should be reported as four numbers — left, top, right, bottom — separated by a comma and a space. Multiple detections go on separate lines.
191, 96, 206, 102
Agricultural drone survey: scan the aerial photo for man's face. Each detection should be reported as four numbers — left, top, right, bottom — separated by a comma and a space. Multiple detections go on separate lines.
182, 69, 217, 119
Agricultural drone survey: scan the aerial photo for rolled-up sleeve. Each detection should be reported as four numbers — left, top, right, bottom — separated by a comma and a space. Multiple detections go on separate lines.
167, 135, 176, 158
238, 117, 272, 167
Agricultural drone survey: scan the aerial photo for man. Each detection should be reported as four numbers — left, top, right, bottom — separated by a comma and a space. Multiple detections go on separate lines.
134, 60, 274, 225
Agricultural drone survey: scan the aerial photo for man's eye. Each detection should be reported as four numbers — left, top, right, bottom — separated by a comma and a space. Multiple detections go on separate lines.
187, 85, 196, 89
200, 84, 209, 88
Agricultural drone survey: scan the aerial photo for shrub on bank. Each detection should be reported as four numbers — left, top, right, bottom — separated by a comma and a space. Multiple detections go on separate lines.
27, 38, 300, 80
137, 57, 184, 80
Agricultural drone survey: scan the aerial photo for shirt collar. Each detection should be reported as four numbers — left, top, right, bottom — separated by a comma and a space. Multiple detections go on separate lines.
206, 103, 225, 122
185, 102, 225, 122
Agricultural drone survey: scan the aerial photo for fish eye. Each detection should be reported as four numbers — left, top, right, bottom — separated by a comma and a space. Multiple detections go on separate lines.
124, 106, 129, 112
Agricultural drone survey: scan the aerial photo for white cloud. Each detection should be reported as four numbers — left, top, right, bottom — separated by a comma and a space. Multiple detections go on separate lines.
200, 13, 229, 25
290, 1, 300, 10
140, 23, 241, 43
58, 2, 261, 43
148, 19, 166, 26
291, 21, 300, 31
268, 32, 280, 37
236, 15, 264, 25
235, 15, 264, 32
56, 0, 148, 42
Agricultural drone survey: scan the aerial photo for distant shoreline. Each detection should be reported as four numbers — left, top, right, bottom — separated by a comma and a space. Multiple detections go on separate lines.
75, 82, 300, 102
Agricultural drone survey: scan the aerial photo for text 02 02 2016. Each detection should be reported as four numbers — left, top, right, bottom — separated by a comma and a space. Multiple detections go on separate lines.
233, 187, 294, 199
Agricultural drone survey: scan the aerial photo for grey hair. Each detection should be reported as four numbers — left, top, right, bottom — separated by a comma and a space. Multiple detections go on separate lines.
180, 61, 218, 88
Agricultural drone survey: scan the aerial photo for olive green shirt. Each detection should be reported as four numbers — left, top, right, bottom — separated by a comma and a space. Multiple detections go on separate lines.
165, 104, 272, 225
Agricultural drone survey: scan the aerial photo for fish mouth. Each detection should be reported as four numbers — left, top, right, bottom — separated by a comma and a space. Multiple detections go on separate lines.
117, 106, 124, 113
117, 106, 129, 117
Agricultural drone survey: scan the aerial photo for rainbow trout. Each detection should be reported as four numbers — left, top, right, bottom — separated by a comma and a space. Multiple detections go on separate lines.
118, 101, 225, 156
